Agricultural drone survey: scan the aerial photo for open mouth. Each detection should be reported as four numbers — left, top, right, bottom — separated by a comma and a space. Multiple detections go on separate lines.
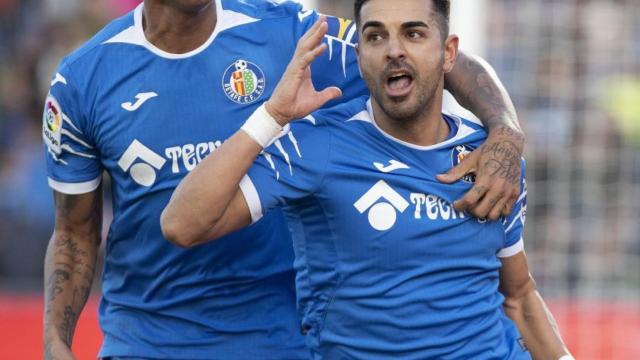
385, 71, 414, 98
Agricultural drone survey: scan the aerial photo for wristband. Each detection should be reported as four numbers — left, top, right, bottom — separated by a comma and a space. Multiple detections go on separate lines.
559, 355, 575, 360
241, 104, 283, 148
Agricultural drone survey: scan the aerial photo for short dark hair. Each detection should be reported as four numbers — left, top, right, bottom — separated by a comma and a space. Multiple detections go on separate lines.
354, 0, 450, 39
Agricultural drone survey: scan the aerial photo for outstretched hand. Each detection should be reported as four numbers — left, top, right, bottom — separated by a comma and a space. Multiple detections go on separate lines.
265, 16, 342, 125
437, 126, 524, 220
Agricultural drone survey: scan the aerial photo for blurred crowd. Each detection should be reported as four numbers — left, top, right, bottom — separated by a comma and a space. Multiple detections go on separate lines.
0, 0, 137, 288
487, 0, 640, 299
0, 0, 638, 299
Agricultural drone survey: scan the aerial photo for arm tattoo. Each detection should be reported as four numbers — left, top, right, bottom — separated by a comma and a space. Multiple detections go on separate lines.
44, 191, 101, 349
46, 269, 70, 303
448, 53, 521, 134
481, 141, 521, 185
58, 305, 79, 345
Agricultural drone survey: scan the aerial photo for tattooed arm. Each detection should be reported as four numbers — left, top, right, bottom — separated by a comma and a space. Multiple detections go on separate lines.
44, 187, 102, 360
441, 51, 525, 220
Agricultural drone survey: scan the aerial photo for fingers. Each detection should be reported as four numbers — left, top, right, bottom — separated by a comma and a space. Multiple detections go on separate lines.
307, 15, 328, 45
488, 196, 509, 221
294, 16, 329, 69
454, 182, 519, 220
476, 185, 508, 219
299, 15, 327, 43
453, 183, 487, 213
302, 43, 328, 64
501, 189, 520, 217
317, 86, 343, 105
437, 150, 479, 184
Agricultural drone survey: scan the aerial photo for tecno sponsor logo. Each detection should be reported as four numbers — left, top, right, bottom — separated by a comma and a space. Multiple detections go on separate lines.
164, 141, 223, 173
354, 181, 465, 231
119, 139, 224, 187
354, 180, 410, 231
410, 193, 466, 221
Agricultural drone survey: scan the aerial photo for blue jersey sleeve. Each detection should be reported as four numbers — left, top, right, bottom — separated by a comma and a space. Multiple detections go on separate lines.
240, 116, 331, 223
43, 61, 102, 194
294, 9, 367, 106
497, 159, 527, 258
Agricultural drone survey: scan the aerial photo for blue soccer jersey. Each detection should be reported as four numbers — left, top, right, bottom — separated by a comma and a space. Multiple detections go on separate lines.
240, 96, 531, 359
42, 1, 364, 358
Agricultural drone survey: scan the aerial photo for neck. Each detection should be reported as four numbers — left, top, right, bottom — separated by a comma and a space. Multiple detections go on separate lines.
142, 1, 217, 54
371, 84, 449, 147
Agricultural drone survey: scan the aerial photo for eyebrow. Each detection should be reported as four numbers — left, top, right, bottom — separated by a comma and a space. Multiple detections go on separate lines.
361, 20, 430, 33
361, 21, 385, 33
401, 21, 429, 29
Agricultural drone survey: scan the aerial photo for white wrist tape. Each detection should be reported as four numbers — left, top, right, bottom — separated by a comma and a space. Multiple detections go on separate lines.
241, 104, 283, 148
558, 355, 575, 360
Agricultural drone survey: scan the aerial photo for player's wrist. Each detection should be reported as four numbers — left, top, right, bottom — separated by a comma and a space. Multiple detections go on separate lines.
264, 101, 292, 126
44, 332, 73, 352
488, 123, 525, 151
241, 104, 283, 148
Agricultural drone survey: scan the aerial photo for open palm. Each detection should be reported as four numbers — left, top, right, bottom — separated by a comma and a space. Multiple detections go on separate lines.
265, 16, 342, 125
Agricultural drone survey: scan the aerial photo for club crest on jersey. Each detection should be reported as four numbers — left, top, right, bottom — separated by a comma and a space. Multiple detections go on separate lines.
452, 144, 476, 183
43, 94, 63, 154
223, 60, 266, 104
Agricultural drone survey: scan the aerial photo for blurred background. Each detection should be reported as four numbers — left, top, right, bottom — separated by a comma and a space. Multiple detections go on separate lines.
0, 0, 638, 358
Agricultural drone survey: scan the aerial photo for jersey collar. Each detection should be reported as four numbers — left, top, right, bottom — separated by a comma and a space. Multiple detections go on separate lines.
105, 1, 260, 59
348, 99, 480, 151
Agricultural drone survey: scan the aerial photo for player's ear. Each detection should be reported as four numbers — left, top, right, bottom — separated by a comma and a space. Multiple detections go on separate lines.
443, 34, 459, 74
355, 44, 364, 78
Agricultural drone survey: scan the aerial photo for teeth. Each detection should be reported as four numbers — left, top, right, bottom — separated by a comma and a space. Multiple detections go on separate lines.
389, 74, 410, 81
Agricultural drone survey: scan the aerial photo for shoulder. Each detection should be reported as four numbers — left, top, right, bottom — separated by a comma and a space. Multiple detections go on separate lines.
310, 96, 370, 127
58, 11, 135, 72
445, 113, 488, 148
222, 0, 305, 20
284, 97, 368, 151
445, 112, 485, 134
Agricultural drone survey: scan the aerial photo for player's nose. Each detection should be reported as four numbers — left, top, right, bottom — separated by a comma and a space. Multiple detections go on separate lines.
385, 35, 407, 61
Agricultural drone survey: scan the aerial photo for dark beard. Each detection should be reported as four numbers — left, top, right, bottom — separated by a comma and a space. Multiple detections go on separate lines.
373, 75, 440, 124
363, 56, 444, 124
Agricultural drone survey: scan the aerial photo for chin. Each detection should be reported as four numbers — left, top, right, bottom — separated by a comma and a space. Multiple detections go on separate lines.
380, 100, 422, 122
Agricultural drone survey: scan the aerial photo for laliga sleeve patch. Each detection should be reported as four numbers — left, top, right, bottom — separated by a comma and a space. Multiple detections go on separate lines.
43, 94, 63, 155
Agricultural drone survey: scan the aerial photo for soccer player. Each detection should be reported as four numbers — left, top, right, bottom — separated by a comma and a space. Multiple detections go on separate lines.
44, 0, 525, 359
162, 0, 573, 359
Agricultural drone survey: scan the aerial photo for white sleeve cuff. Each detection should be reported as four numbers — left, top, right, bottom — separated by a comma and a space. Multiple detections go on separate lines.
239, 175, 263, 224
48, 176, 101, 195
497, 238, 524, 258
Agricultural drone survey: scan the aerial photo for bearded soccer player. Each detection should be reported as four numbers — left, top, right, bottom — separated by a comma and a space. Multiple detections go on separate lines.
44, 0, 525, 359
162, 0, 573, 359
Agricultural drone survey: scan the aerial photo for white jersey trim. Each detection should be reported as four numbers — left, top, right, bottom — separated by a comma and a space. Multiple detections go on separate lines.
239, 175, 263, 224
347, 99, 480, 151
48, 177, 102, 195
497, 238, 524, 258
104, 2, 260, 59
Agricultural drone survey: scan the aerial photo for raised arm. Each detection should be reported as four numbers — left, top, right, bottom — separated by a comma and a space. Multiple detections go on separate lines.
161, 16, 340, 247
445, 51, 521, 134
44, 188, 102, 360
499, 252, 573, 360
440, 51, 525, 220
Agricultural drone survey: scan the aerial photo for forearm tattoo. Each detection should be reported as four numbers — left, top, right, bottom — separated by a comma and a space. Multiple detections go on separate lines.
452, 54, 521, 134
44, 192, 101, 348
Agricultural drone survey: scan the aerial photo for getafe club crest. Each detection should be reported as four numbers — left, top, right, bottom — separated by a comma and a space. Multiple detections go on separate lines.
223, 59, 265, 104
452, 144, 476, 183
43, 95, 63, 154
